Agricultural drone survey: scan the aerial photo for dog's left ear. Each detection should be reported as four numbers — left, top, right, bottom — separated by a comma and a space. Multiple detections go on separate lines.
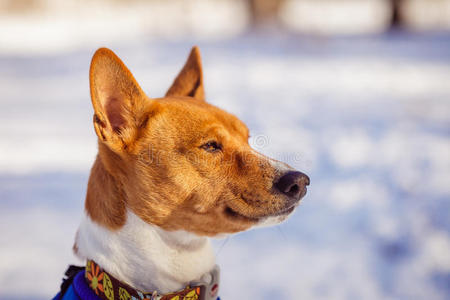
166, 46, 205, 101
89, 48, 150, 152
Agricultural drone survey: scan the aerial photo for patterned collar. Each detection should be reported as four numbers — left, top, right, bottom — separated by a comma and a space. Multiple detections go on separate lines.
85, 260, 220, 300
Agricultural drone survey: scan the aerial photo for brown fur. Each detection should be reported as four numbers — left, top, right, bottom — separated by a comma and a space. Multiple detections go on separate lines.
85, 47, 293, 236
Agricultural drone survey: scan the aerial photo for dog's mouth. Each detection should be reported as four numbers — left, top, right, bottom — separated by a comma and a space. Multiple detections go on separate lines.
224, 200, 298, 223
274, 204, 297, 216
224, 206, 261, 222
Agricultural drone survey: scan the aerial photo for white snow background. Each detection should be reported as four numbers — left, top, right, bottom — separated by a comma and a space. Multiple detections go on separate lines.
1, 33, 450, 299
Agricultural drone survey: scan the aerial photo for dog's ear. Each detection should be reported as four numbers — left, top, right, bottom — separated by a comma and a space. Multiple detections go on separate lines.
165, 46, 205, 101
89, 48, 149, 151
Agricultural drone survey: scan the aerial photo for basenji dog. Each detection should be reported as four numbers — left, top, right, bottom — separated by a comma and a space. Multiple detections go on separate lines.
54, 46, 309, 300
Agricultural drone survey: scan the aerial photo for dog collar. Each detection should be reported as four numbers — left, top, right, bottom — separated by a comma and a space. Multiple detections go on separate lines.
85, 260, 220, 300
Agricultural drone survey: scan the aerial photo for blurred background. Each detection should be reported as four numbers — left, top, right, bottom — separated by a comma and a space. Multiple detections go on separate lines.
0, 0, 449, 299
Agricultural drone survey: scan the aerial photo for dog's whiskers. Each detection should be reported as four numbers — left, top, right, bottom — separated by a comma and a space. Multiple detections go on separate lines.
276, 225, 288, 242
215, 236, 231, 258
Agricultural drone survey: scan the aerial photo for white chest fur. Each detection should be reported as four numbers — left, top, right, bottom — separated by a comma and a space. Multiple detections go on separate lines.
75, 211, 216, 293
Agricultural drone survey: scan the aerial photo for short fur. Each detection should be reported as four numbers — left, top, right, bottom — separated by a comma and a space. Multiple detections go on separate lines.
74, 47, 306, 294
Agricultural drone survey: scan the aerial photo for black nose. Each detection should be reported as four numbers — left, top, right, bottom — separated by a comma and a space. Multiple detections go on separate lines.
274, 171, 310, 199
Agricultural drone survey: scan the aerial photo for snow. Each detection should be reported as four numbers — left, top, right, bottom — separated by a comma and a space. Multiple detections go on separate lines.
1, 32, 450, 299
280, 0, 392, 35
0, 0, 248, 55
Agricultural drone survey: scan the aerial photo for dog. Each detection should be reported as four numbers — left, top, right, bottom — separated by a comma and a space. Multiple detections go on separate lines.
53, 46, 309, 300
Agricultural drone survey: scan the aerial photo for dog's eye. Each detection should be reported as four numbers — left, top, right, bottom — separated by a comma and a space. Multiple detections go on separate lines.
200, 141, 222, 153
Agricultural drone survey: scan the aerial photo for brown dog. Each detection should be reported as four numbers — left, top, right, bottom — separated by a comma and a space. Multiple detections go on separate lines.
70, 46, 309, 300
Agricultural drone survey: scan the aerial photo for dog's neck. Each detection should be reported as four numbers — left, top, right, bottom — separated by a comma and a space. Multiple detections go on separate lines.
75, 211, 215, 293
74, 157, 216, 294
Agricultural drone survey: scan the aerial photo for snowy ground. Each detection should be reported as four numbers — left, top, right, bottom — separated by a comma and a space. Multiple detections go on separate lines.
1, 32, 450, 299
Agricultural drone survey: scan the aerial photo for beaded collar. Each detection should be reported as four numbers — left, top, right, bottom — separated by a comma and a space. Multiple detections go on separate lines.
84, 260, 220, 300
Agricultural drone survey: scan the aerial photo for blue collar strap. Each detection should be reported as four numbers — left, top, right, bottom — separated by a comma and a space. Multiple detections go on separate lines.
56, 260, 220, 300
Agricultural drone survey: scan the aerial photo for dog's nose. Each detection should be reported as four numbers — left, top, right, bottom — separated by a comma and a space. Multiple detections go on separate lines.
274, 171, 310, 199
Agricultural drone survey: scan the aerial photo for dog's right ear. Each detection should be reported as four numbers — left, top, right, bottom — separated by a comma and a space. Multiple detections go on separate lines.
165, 46, 205, 101
89, 48, 149, 152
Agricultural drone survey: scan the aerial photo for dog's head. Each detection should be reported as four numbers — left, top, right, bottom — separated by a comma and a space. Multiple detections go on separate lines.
87, 47, 309, 236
